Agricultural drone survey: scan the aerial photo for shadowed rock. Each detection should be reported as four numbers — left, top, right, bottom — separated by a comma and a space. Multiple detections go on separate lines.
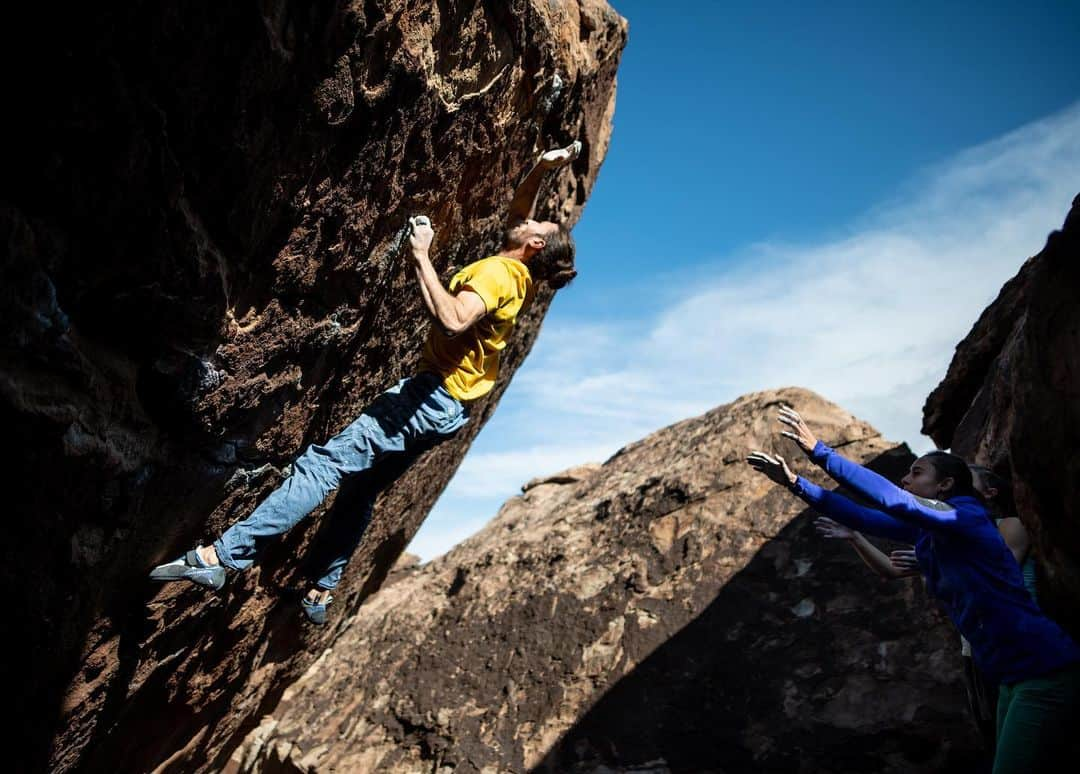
230, 388, 981, 773
923, 194, 1080, 642
1, 1, 626, 771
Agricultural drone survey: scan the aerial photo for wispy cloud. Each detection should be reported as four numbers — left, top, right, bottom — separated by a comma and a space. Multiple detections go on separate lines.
409, 102, 1080, 562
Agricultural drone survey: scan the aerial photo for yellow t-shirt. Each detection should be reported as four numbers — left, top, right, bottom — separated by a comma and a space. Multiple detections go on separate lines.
421, 256, 533, 401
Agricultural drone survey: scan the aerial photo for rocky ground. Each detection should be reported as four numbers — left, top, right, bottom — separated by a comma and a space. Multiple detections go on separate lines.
923, 195, 1080, 643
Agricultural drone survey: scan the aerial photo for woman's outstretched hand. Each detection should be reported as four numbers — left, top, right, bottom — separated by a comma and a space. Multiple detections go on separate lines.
747, 451, 797, 487
814, 516, 855, 540
778, 406, 818, 454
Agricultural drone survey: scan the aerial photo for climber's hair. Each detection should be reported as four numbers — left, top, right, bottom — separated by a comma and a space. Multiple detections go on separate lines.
969, 464, 1016, 518
920, 451, 980, 500
529, 224, 577, 290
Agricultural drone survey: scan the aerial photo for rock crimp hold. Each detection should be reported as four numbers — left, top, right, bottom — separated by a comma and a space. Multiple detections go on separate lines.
923, 194, 1080, 642
2, 1, 626, 771
230, 388, 983, 773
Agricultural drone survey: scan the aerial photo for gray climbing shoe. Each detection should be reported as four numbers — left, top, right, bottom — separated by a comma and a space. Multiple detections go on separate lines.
301, 593, 332, 625
149, 548, 226, 591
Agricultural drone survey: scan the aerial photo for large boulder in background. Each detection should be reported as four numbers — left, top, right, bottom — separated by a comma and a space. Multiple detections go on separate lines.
923, 195, 1080, 642
1, 1, 625, 771
230, 388, 981, 773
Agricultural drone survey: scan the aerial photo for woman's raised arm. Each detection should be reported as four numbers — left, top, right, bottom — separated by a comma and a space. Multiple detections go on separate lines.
778, 407, 963, 532
746, 451, 920, 543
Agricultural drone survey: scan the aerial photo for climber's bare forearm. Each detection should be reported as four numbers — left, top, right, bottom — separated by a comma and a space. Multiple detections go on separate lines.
411, 249, 484, 336
508, 163, 546, 222
507, 142, 581, 223
414, 264, 438, 319
411, 251, 458, 331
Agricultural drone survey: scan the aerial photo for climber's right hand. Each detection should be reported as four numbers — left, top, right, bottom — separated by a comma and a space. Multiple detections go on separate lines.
408, 216, 434, 256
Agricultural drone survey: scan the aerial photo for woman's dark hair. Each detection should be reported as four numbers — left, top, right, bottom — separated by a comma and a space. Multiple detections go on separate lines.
920, 451, 980, 500
969, 464, 1017, 519
529, 224, 577, 289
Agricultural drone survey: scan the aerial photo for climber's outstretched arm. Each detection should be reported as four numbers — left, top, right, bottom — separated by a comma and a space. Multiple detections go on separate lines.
507, 141, 581, 223
409, 217, 486, 337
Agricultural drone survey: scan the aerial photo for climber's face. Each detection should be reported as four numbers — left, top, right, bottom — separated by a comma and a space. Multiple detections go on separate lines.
505, 218, 559, 253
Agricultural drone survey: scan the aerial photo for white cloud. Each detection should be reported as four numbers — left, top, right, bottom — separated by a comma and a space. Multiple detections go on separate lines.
446, 442, 620, 498
404, 510, 494, 564
409, 102, 1080, 562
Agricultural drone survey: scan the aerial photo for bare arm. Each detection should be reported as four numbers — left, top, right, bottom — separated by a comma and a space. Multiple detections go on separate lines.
852, 534, 913, 579
997, 517, 1031, 564
408, 217, 487, 337
507, 141, 581, 222
815, 517, 918, 579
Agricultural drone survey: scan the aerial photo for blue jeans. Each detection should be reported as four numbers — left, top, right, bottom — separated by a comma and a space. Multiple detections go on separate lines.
213, 372, 467, 589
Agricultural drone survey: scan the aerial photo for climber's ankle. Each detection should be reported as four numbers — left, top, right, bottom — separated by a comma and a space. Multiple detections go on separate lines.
305, 587, 331, 604
196, 544, 221, 567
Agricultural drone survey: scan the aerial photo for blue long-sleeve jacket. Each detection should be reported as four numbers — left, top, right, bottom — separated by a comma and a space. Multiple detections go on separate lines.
792, 441, 1080, 685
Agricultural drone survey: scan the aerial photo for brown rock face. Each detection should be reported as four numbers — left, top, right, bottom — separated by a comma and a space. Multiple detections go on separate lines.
2, 2, 625, 771
922, 195, 1080, 641
232, 388, 982, 773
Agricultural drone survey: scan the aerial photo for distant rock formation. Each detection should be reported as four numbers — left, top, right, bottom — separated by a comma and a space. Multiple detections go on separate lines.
230, 388, 982, 773
2, 1, 625, 771
923, 194, 1080, 643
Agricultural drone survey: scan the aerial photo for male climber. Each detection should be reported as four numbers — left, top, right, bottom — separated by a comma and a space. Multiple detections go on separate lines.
150, 141, 581, 623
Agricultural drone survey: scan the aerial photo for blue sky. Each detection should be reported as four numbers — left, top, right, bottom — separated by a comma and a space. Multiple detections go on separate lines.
409, 0, 1080, 561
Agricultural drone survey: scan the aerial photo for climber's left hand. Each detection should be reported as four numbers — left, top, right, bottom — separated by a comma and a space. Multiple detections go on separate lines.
539, 141, 582, 169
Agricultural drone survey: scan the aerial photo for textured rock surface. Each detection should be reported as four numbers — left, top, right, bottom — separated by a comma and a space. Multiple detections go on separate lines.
232, 388, 982, 773
923, 194, 1080, 642
2, 2, 625, 771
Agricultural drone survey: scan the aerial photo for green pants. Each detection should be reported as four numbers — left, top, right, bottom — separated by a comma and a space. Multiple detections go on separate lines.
993, 663, 1080, 774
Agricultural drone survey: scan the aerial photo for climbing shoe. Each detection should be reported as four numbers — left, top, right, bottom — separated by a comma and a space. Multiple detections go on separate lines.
301, 593, 333, 625
149, 548, 226, 591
